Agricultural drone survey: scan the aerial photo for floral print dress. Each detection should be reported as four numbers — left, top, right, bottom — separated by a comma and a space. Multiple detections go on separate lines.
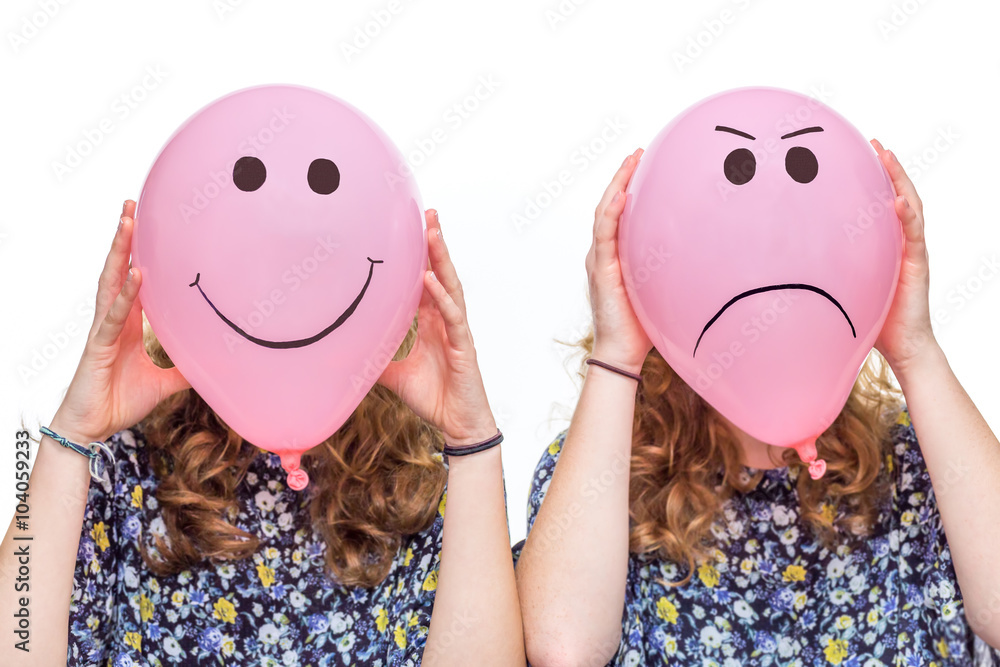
68, 422, 449, 666
513, 407, 1000, 666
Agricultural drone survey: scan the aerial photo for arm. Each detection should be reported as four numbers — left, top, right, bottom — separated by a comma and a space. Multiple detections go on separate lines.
377, 209, 524, 666
515, 149, 649, 666
870, 140, 1000, 647
0, 200, 189, 664
0, 422, 95, 664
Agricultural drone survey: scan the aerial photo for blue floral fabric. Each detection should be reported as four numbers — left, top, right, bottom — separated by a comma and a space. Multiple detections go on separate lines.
68, 421, 449, 666
513, 407, 1000, 666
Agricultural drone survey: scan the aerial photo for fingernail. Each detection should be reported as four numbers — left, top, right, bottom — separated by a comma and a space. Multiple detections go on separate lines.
902, 197, 910, 209
429, 271, 437, 281
127, 268, 134, 282
611, 191, 622, 204
888, 150, 897, 162
122, 200, 128, 214
118, 217, 124, 233
621, 155, 632, 168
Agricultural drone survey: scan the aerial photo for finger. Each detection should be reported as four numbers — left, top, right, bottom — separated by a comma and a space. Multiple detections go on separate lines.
425, 210, 467, 315
894, 194, 925, 247
94, 211, 135, 332
425, 270, 473, 353
595, 147, 643, 221
870, 139, 923, 214
94, 266, 141, 347
593, 189, 627, 267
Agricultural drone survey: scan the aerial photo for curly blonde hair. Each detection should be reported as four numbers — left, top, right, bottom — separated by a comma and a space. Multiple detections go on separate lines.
137, 316, 447, 588
562, 326, 904, 586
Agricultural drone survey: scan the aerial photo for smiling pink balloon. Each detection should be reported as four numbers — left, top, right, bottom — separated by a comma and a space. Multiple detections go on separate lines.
619, 87, 903, 479
132, 84, 426, 490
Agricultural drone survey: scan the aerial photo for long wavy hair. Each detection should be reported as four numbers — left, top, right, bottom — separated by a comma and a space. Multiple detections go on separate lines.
561, 325, 904, 586
137, 315, 447, 588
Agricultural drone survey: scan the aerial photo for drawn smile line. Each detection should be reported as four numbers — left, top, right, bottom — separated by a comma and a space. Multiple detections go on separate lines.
189, 257, 384, 349
692, 283, 856, 357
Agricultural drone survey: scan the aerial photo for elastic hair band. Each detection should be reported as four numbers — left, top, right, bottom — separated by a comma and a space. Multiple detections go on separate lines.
443, 429, 503, 457
39, 426, 116, 481
585, 357, 642, 382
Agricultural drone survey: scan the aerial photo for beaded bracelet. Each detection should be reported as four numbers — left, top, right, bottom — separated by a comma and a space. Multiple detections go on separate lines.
39, 425, 116, 481
443, 429, 503, 457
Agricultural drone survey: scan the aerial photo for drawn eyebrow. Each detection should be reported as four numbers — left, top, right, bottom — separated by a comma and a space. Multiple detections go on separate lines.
781, 126, 824, 140
715, 125, 755, 140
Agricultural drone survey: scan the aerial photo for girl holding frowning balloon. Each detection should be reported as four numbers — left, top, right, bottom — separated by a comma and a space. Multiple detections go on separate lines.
514, 88, 1000, 666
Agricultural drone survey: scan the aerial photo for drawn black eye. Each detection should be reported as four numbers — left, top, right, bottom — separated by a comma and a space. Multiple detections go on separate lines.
724, 148, 756, 185
233, 156, 266, 192
308, 158, 340, 195
785, 146, 818, 183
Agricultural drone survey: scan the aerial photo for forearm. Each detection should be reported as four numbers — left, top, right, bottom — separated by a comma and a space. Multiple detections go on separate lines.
895, 343, 1000, 645
424, 446, 524, 666
515, 366, 636, 665
0, 424, 94, 664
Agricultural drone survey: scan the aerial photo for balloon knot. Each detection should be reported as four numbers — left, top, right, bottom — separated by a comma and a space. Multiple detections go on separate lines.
808, 458, 827, 480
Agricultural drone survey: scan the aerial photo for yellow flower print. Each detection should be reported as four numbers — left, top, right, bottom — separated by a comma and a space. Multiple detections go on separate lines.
897, 409, 910, 427
375, 607, 389, 633
124, 631, 142, 651
422, 570, 438, 591
901, 510, 915, 527
408, 613, 419, 627
213, 597, 237, 624
824, 638, 849, 664
836, 615, 853, 630
867, 609, 879, 625
783, 564, 806, 582
171, 591, 185, 606
404, 548, 414, 567
221, 636, 235, 657
148, 578, 160, 594
139, 594, 154, 622
936, 638, 950, 658
438, 492, 447, 518
656, 597, 679, 625
292, 550, 303, 564
131, 485, 143, 509
547, 438, 562, 456
394, 623, 407, 649
698, 562, 720, 588
264, 547, 278, 559
91, 522, 110, 552
820, 503, 836, 524
256, 563, 275, 588
739, 558, 754, 574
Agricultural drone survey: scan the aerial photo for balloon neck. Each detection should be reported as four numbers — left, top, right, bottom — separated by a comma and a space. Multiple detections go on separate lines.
280, 453, 310, 491
792, 437, 827, 480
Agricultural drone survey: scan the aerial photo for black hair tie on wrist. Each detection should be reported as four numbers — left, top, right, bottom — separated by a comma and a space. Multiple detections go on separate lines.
585, 357, 642, 382
443, 429, 503, 457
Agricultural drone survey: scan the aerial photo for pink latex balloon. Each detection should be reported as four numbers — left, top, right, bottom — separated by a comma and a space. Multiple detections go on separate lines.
132, 84, 426, 490
619, 87, 903, 479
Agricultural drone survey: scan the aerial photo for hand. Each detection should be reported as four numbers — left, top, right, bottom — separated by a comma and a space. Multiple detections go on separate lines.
586, 148, 653, 374
377, 210, 497, 448
869, 139, 939, 376
50, 200, 190, 445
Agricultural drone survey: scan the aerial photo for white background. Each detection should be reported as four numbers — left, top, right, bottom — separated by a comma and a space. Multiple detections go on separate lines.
1, 0, 998, 545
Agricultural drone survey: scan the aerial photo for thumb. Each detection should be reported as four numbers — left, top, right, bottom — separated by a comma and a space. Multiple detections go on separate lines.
158, 365, 191, 398
376, 359, 405, 396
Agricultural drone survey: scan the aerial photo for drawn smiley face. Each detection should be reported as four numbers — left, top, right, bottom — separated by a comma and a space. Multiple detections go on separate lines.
186, 153, 384, 350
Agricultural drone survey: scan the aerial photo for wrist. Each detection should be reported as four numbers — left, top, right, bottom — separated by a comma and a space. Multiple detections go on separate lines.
45, 414, 104, 448
589, 345, 645, 376
893, 338, 948, 390
442, 420, 499, 448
